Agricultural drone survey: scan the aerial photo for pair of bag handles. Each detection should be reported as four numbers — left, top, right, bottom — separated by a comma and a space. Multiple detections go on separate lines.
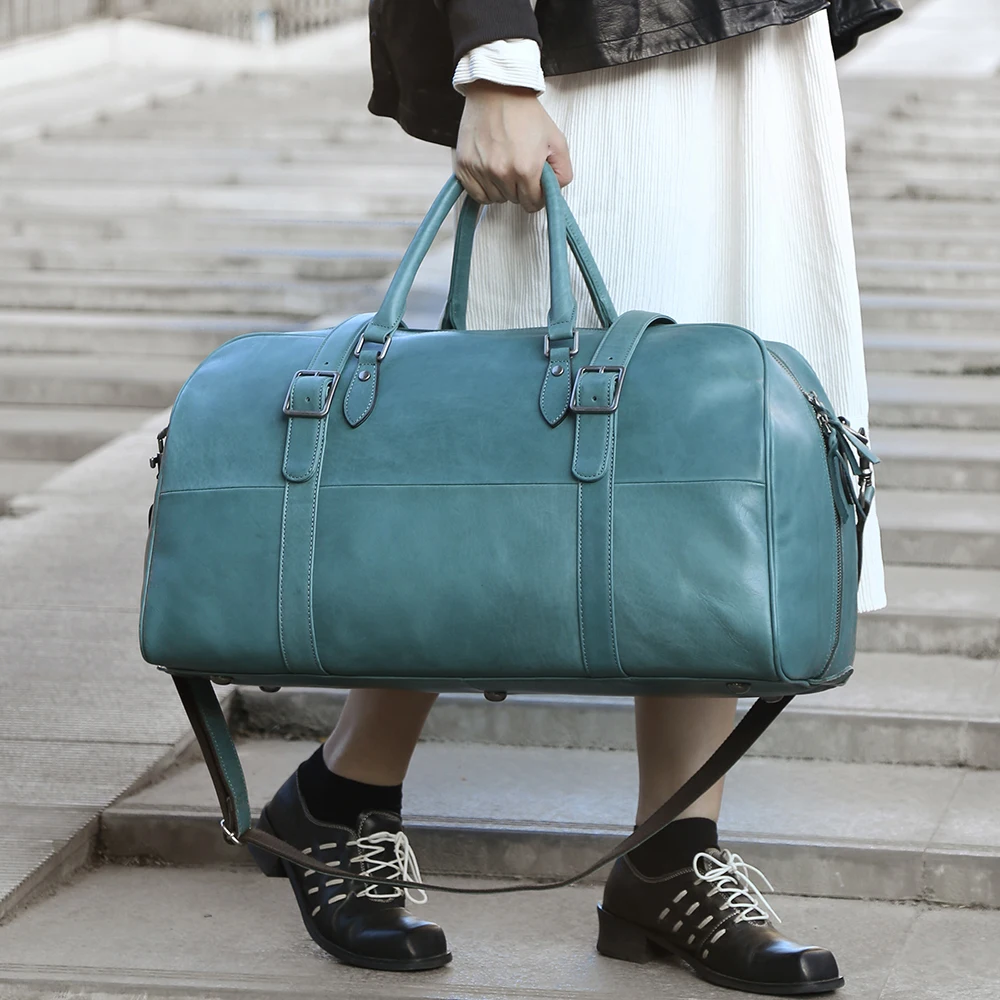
359, 163, 618, 356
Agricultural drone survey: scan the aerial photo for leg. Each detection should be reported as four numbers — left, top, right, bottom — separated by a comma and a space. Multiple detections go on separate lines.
323, 689, 438, 786
633, 694, 736, 824
252, 688, 450, 972
597, 695, 843, 994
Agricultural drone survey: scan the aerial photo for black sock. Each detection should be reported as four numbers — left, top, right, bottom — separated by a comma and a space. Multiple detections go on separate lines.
296, 746, 403, 828
627, 817, 720, 878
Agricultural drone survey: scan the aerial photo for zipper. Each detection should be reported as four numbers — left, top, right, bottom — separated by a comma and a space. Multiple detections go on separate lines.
767, 350, 844, 674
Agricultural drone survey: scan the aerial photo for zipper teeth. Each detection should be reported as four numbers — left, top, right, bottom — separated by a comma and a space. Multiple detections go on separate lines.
767, 350, 844, 673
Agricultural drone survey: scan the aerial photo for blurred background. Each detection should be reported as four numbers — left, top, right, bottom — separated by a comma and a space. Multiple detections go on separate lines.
0, 2, 997, 998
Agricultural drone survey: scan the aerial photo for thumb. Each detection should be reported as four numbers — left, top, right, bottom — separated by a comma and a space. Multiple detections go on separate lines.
547, 132, 574, 187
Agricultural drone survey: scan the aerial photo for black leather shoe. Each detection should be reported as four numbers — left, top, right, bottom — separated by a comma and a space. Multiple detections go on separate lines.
248, 772, 451, 972
598, 848, 843, 995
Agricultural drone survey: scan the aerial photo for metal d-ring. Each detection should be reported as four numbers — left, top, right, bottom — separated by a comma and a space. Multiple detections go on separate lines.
354, 331, 393, 362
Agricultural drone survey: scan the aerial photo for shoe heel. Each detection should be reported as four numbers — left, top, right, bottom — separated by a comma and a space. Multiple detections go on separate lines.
596, 905, 655, 965
247, 809, 287, 879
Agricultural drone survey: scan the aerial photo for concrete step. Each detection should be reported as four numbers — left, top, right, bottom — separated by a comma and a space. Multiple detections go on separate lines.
854, 138, 1000, 161
852, 201, 1000, 230
878, 488, 1000, 569
852, 160, 1000, 185
867, 373, 1000, 429
0, 404, 153, 462
3, 137, 447, 167
235, 650, 1000, 768
0, 211, 424, 248
0, 354, 197, 408
863, 330, 1000, 375
0, 865, 986, 1000
854, 230, 1000, 262
54, 117, 423, 146
873, 427, 1000, 492
0, 310, 296, 356
0, 271, 380, 317
0, 67, 200, 143
860, 259, 1000, 295
0, 161, 450, 190
100, 738, 1000, 907
886, 105, 1000, 126
861, 121, 1000, 143
0, 459, 68, 513
859, 564, 1000, 659
4, 183, 439, 220
862, 293, 1000, 331
850, 175, 1000, 203
0, 242, 402, 281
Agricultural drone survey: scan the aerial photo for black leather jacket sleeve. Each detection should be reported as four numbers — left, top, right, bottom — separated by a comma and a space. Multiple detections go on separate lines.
436, 0, 542, 61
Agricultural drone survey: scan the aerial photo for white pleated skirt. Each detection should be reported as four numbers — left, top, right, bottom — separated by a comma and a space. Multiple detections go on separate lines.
463, 12, 887, 612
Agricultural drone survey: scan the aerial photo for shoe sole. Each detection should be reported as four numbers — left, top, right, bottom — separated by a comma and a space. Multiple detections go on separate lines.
596, 904, 845, 996
248, 807, 453, 973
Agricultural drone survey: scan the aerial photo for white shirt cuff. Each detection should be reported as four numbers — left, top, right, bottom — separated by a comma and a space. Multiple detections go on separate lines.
453, 38, 546, 96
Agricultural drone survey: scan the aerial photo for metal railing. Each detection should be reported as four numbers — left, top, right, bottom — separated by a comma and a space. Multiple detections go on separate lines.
0, 0, 363, 45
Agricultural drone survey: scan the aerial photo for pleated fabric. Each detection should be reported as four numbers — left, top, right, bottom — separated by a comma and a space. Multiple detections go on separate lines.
463, 12, 887, 613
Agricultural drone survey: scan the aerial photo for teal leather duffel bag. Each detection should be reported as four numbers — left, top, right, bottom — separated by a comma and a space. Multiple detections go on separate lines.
140, 165, 877, 891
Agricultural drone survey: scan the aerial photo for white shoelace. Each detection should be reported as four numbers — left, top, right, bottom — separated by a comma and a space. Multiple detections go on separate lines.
348, 830, 428, 906
692, 850, 781, 925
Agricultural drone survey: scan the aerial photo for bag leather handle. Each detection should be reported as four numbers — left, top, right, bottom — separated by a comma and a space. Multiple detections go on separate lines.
361, 165, 611, 352
441, 188, 619, 332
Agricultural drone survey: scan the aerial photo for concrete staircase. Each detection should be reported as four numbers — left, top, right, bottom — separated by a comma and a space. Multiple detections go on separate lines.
0, 67, 449, 513
0, 55, 999, 1000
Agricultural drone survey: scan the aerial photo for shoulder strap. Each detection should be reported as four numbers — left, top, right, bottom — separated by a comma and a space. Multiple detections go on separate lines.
174, 674, 791, 896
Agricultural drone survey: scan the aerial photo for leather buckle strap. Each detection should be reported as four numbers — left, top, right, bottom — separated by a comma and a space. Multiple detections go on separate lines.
570, 365, 626, 414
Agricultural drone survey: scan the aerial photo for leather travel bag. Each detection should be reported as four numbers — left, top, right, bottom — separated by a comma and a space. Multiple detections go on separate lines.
140, 166, 878, 893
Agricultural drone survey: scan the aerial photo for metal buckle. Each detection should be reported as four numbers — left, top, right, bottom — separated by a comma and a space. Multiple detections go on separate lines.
220, 818, 241, 846
570, 365, 626, 414
543, 330, 579, 359
354, 332, 393, 362
282, 370, 340, 418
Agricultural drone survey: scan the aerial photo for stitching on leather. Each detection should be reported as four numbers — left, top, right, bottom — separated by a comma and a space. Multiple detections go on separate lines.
606, 432, 622, 675
344, 359, 376, 426
283, 381, 323, 482
305, 447, 323, 670
277, 482, 292, 669
577, 483, 590, 674
343, 364, 360, 424
199, 686, 249, 830
539, 352, 571, 425
159, 479, 767, 496
571, 377, 612, 481
360, 367, 377, 420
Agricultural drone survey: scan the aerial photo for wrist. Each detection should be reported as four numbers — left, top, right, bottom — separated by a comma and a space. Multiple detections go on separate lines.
463, 80, 538, 100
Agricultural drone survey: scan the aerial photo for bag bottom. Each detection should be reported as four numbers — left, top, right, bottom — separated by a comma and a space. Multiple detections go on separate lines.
158, 666, 853, 698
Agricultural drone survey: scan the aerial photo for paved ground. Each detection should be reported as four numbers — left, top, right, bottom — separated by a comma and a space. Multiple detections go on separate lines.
0, 7, 999, 1000
2, 868, 997, 1000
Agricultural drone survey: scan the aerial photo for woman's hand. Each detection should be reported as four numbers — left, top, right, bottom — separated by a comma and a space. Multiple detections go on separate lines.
455, 81, 572, 212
